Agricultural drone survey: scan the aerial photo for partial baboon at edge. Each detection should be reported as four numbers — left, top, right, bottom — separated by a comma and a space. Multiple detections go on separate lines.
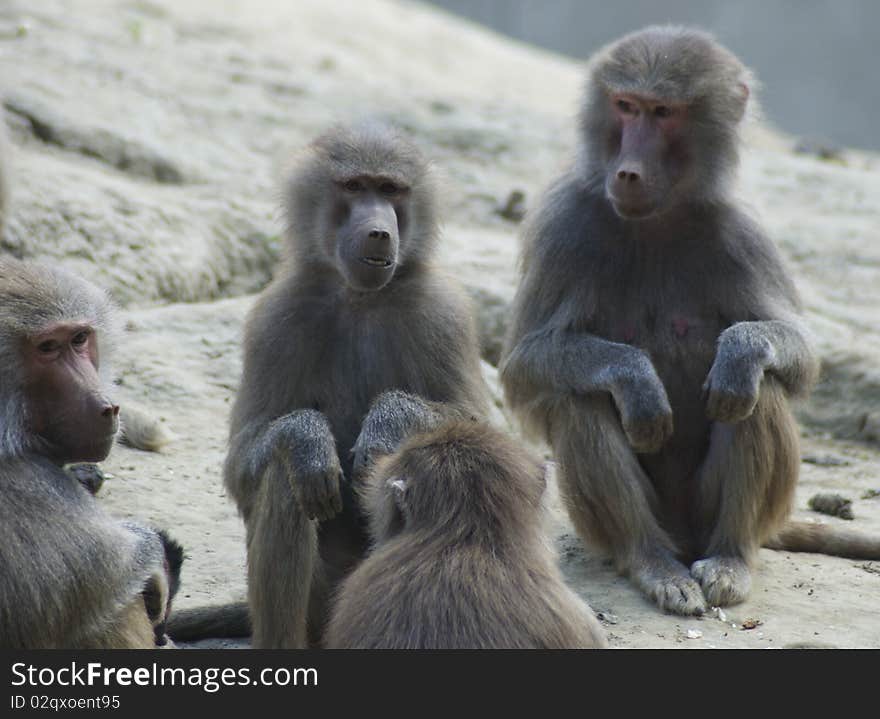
325, 422, 606, 649
501, 25, 879, 617
0, 257, 182, 648
171, 124, 488, 648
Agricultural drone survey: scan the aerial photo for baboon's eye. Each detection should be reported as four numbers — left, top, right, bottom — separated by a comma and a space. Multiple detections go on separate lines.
343, 179, 364, 193
616, 99, 635, 114
37, 340, 59, 354
653, 105, 673, 118
378, 181, 398, 195
71, 330, 91, 348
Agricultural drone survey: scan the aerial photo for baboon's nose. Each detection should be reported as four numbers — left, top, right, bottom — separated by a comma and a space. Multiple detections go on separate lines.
617, 169, 641, 184
368, 229, 391, 241
102, 404, 120, 418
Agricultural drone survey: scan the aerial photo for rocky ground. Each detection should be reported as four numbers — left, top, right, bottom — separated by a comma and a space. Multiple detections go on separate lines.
1, 0, 878, 648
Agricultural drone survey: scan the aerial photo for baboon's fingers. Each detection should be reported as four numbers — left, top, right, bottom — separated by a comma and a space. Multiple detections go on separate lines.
314, 506, 332, 523
294, 477, 320, 520
315, 498, 336, 523
330, 471, 344, 515
623, 412, 674, 454
289, 461, 343, 521
142, 571, 170, 624
319, 468, 341, 521
300, 467, 342, 522
705, 387, 757, 423
66, 463, 106, 495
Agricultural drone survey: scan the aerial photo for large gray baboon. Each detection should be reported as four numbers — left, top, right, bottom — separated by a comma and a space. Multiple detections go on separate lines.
198, 124, 488, 648
325, 421, 606, 649
501, 26, 879, 617
0, 257, 181, 648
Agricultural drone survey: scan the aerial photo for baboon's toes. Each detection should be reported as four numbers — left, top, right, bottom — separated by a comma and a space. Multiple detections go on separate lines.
632, 554, 707, 616
690, 556, 751, 607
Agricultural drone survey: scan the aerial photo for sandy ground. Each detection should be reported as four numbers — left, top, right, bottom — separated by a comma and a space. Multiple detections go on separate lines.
99, 296, 880, 649
1, 0, 879, 648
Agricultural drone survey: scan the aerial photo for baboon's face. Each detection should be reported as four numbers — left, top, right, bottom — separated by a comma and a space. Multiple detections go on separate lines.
22, 322, 119, 464
602, 91, 691, 221
593, 30, 751, 220
329, 174, 409, 291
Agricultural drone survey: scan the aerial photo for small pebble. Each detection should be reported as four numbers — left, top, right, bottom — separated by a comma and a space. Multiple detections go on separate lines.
808, 493, 854, 520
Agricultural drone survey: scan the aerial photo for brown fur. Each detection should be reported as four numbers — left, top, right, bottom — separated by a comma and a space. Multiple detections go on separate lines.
74, 600, 158, 650
500, 26, 876, 616
765, 521, 880, 560
325, 422, 606, 649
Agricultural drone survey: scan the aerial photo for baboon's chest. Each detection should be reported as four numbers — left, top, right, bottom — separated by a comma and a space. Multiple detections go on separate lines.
599, 277, 723, 360
306, 316, 433, 455
589, 259, 731, 413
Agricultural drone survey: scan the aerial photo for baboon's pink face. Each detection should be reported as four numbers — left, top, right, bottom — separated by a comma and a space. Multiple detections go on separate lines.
331, 174, 410, 292
22, 322, 119, 464
604, 92, 689, 220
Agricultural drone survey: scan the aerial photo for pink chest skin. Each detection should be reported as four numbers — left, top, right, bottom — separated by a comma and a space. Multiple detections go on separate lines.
672, 316, 690, 338
617, 317, 693, 344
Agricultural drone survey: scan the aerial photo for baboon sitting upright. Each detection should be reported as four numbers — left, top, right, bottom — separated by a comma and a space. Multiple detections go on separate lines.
0, 258, 180, 648
501, 26, 879, 617
221, 124, 488, 647
325, 421, 606, 649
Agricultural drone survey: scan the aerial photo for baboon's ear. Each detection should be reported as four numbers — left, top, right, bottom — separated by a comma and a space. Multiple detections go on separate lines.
387, 477, 408, 514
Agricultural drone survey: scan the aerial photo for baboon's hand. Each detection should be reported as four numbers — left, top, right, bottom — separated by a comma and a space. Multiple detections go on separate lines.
268, 411, 344, 521
65, 463, 106, 494
153, 530, 184, 646
609, 354, 673, 453
142, 571, 170, 627
704, 328, 771, 423
352, 391, 441, 481
287, 454, 344, 522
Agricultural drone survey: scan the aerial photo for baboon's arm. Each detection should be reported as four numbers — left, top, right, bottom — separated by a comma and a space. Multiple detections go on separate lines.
352, 390, 467, 480
502, 329, 673, 453
705, 320, 818, 423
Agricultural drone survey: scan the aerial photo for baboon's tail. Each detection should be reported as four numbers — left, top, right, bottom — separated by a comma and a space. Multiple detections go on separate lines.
167, 602, 251, 642
764, 521, 880, 560
118, 403, 173, 453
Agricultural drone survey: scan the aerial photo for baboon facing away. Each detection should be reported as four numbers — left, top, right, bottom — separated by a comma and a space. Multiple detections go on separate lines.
220, 124, 488, 647
501, 26, 878, 617
0, 258, 179, 648
325, 421, 606, 649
